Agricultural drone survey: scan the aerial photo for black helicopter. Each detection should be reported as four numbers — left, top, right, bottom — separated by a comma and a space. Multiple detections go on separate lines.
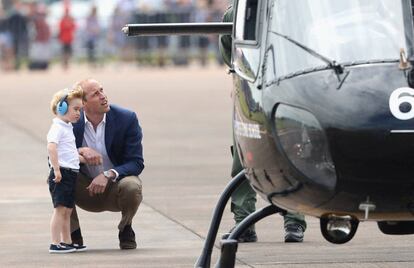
123, 0, 414, 267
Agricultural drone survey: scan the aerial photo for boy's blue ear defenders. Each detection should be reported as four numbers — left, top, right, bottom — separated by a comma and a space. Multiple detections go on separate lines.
56, 93, 69, 116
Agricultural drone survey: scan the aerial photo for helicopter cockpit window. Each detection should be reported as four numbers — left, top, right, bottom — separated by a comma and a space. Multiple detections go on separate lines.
232, 0, 262, 81
235, 0, 259, 42
268, 0, 410, 78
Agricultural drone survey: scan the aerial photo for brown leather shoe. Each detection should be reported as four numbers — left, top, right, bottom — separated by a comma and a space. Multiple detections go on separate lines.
71, 228, 84, 246
119, 225, 137, 249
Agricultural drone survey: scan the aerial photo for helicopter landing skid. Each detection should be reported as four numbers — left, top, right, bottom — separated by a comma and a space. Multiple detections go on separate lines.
215, 205, 286, 268
195, 171, 248, 268
194, 170, 287, 268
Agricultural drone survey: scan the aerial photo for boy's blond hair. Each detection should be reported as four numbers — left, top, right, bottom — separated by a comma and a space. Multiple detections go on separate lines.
50, 86, 84, 115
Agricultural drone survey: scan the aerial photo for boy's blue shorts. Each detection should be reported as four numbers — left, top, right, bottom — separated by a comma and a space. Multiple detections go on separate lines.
48, 168, 78, 208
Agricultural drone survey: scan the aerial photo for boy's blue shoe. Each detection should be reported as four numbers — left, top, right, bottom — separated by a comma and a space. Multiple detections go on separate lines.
49, 243, 76, 253
60, 242, 87, 252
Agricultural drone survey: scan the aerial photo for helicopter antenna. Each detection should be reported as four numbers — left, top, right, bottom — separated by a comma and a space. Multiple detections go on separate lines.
269, 30, 344, 75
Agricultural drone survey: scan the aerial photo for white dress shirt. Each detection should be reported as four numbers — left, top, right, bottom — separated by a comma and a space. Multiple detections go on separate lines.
82, 113, 119, 179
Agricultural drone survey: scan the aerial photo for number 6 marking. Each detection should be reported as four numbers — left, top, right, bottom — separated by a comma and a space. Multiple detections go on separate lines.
389, 87, 414, 120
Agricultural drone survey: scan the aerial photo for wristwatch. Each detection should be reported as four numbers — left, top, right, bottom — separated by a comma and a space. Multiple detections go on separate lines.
103, 170, 116, 182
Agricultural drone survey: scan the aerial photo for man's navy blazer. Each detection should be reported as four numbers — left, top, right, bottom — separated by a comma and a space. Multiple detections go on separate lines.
73, 104, 144, 180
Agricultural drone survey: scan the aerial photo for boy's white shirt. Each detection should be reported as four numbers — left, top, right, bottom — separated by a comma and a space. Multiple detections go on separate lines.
47, 117, 80, 170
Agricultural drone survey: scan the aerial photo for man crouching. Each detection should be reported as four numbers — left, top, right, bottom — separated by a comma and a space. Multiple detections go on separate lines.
71, 78, 144, 250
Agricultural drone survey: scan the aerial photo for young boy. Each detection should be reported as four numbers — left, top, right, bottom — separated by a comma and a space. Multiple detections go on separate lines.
47, 87, 86, 253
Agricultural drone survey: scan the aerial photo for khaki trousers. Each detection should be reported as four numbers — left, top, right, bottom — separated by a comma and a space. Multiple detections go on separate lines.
70, 172, 143, 232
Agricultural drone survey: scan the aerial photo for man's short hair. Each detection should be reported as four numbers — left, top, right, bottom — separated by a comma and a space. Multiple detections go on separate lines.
74, 78, 95, 102
50, 86, 83, 115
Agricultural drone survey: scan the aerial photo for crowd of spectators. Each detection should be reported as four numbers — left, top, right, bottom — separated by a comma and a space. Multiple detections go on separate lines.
0, 0, 230, 71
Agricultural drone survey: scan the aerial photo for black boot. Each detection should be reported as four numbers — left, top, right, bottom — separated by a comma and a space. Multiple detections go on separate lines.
284, 224, 304, 243
71, 228, 84, 246
119, 224, 137, 249
221, 226, 258, 243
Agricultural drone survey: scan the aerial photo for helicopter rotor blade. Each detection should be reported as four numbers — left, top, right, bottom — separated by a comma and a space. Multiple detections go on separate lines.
122, 22, 233, 36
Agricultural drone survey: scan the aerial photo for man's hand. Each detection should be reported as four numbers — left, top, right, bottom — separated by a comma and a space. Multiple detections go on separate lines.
86, 173, 109, 196
79, 147, 103, 166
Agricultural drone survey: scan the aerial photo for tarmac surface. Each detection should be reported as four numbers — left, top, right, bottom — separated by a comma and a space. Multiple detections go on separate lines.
1, 64, 414, 267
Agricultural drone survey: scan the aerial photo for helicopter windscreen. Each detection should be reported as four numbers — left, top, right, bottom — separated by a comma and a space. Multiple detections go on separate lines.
269, 0, 408, 78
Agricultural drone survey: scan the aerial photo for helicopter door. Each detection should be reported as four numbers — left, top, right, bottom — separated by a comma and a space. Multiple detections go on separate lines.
233, 0, 264, 82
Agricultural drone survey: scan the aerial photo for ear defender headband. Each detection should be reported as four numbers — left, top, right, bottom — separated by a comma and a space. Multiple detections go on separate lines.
56, 92, 69, 116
